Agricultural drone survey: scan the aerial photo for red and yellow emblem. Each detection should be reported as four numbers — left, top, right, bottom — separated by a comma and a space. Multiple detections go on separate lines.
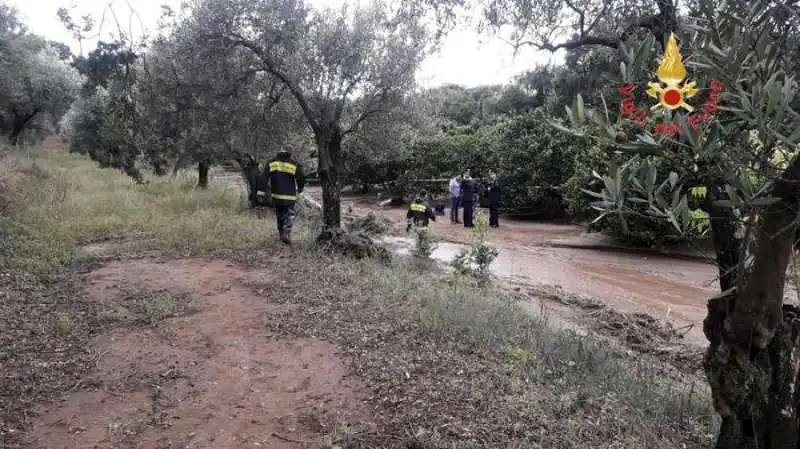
646, 33, 698, 112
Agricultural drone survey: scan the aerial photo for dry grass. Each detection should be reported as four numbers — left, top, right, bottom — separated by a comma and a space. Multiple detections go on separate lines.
0, 146, 718, 449
0, 150, 302, 279
264, 257, 718, 448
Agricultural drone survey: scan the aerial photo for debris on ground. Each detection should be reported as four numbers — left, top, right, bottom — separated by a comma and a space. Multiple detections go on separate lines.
526, 283, 704, 372
316, 228, 391, 262
345, 212, 392, 236
527, 284, 605, 310
296, 193, 322, 217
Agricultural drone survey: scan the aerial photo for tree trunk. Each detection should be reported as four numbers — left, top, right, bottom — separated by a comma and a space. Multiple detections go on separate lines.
707, 183, 742, 292
704, 173, 800, 449
316, 125, 343, 231
8, 108, 40, 146
197, 160, 211, 189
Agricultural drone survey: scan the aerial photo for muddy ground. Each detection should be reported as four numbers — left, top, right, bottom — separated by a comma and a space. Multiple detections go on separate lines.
210, 171, 727, 346
10, 249, 712, 449
281, 183, 722, 347
18, 258, 368, 449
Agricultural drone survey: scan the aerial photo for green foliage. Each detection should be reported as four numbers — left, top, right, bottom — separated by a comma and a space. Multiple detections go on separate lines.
72, 41, 137, 90
412, 227, 438, 260
550, 1, 800, 248
492, 114, 588, 217
0, 10, 82, 144
61, 87, 142, 182
451, 211, 498, 287
404, 113, 594, 219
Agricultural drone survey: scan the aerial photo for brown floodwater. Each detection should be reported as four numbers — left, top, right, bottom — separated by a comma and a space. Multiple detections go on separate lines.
218, 183, 800, 348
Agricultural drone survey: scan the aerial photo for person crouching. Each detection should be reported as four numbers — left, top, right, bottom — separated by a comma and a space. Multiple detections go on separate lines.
406, 196, 436, 232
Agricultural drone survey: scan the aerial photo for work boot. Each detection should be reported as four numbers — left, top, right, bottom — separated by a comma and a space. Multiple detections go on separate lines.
280, 230, 292, 245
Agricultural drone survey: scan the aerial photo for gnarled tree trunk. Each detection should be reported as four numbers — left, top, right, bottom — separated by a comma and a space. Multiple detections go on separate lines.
704, 165, 800, 449
197, 159, 211, 189
316, 123, 343, 232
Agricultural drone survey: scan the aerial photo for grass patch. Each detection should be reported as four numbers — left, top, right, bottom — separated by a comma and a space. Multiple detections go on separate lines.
1, 150, 301, 279
257, 256, 718, 448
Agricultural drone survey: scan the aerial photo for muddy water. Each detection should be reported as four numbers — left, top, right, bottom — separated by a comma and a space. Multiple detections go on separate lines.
213, 182, 726, 347
383, 234, 719, 346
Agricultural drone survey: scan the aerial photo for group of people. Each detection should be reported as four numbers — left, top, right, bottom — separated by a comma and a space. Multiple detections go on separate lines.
258, 149, 501, 244
448, 172, 501, 228
406, 171, 502, 232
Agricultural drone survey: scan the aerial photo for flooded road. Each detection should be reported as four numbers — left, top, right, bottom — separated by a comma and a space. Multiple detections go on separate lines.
213, 179, 726, 346
382, 232, 719, 346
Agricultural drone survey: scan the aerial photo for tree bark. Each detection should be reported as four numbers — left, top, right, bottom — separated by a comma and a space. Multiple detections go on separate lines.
316, 124, 343, 231
8, 108, 40, 146
704, 160, 800, 449
197, 160, 211, 189
707, 183, 742, 292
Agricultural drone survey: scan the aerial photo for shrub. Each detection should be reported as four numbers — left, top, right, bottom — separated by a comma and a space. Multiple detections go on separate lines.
451, 210, 498, 286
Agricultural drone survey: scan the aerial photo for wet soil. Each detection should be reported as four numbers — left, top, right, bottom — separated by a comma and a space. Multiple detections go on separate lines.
23, 259, 366, 449
210, 178, 723, 347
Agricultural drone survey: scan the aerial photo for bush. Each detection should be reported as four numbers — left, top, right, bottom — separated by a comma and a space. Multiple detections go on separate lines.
561, 124, 707, 247
61, 86, 143, 182
412, 226, 438, 260
451, 210, 498, 286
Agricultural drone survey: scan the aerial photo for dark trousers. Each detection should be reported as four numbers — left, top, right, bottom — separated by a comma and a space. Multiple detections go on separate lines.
462, 201, 474, 228
450, 196, 461, 223
275, 203, 296, 232
489, 204, 499, 227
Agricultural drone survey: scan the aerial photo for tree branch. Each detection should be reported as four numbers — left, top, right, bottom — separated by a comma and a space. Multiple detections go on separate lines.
518, 0, 677, 52
219, 33, 321, 135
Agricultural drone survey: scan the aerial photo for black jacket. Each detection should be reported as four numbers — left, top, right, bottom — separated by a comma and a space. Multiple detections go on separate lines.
406, 200, 436, 227
460, 178, 477, 203
487, 181, 501, 205
265, 154, 305, 206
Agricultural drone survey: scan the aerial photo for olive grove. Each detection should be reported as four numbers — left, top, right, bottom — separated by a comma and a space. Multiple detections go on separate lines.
190, 0, 447, 233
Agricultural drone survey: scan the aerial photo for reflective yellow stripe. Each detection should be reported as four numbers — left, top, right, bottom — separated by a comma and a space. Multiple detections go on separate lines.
269, 161, 297, 175
410, 203, 426, 212
272, 193, 297, 201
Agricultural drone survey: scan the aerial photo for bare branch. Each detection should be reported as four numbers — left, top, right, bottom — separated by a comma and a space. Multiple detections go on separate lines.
221, 33, 321, 135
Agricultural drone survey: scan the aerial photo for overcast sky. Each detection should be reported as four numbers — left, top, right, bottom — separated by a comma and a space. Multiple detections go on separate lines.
7, 0, 565, 88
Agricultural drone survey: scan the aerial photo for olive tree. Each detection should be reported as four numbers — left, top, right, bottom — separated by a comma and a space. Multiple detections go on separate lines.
553, 1, 800, 446
0, 18, 82, 145
190, 0, 440, 234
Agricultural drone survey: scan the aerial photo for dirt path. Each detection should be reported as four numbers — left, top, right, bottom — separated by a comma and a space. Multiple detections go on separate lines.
23, 259, 365, 449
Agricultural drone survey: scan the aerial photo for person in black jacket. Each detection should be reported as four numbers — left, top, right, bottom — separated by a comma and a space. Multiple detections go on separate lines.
264, 149, 305, 244
406, 196, 436, 232
460, 174, 477, 228
487, 173, 501, 228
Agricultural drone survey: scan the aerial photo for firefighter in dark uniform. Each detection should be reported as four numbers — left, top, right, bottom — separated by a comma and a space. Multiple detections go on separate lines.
265, 149, 305, 244
487, 172, 501, 228
406, 196, 436, 232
